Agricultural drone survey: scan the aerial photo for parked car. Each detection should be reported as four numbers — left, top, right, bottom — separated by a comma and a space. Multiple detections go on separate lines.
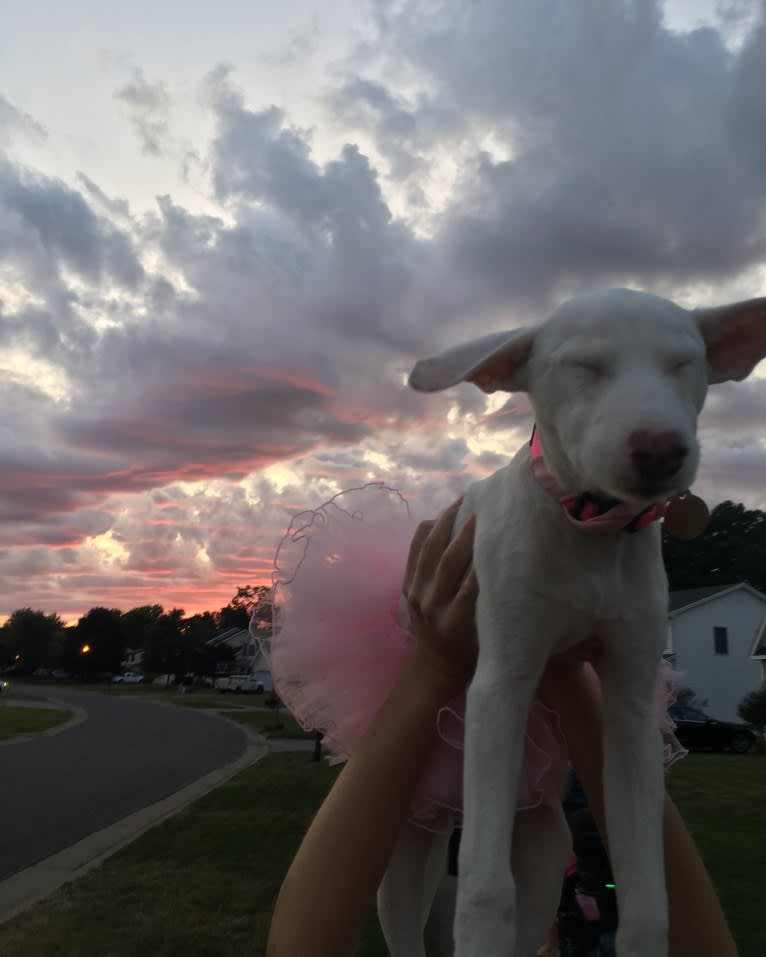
112, 672, 145, 684
668, 704, 755, 754
32, 668, 52, 679
215, 675, 264, 694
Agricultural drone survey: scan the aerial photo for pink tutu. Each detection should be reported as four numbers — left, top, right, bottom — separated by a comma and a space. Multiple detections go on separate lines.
258, 483, 685, 831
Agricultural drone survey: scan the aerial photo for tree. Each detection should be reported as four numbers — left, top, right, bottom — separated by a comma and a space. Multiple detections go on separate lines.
142, 608, 186, 684
219, 585, 272, 632
64, 607, 125, 676
663, 500, 766, 593
180, 612, 222, 678
738, 686, 766, 731
0, 609, 65, 674
121, 605, 164, 652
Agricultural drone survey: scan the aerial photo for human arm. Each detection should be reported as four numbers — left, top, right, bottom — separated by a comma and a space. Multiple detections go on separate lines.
538, 658, 738, 957
266, 502, 478, 957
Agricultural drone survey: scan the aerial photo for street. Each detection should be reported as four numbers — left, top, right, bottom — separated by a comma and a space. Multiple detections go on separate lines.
0, 688, 246, 881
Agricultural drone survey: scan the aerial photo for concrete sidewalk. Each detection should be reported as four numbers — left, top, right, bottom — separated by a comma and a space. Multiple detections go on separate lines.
0, 713, 310, 926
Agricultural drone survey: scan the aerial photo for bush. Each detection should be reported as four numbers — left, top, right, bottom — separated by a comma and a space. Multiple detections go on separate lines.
738, 686, 766, 731
676, 687, 709, 709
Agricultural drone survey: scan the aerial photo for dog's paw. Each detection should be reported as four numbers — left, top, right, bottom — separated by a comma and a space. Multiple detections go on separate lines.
453, 880, 516, 957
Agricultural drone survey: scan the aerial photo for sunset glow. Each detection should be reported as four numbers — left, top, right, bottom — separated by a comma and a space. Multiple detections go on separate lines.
1, 2, 765, 625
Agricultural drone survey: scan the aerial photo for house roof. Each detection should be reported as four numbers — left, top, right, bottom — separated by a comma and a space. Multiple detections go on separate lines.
206, 627, 249, 648
751, 617, 766, 659
668, 582, 766, 617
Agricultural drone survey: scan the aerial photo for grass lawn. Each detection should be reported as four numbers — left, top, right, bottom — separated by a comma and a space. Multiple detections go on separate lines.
174, 698, 246, 710
3, 688, 49, 702
0, 752, 386, 957
228, 710, 315, 740
666, 754, 766, 957
0, 753, 760, 956
0, 706, 71, 741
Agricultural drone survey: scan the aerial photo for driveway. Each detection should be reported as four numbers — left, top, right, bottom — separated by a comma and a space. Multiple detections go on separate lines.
0, 687, 247, 881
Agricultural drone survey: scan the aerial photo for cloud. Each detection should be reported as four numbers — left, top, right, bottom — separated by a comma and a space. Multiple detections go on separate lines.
114, 68, 172, 155
2, 4, 766, 621
261, 14, 321, 68
0, 157, 145, 293
0, 95, 46, 148
334, 0, 766, 309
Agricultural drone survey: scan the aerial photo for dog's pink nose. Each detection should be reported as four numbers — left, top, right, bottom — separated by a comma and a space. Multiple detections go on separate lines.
629, 430, 688, 483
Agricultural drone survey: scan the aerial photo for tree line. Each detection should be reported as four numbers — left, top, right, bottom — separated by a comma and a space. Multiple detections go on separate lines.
2, 499, 766, 682
0, 585, 272, 682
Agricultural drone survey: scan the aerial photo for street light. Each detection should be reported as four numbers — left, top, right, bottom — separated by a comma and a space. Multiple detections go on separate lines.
80, 644, 91, 655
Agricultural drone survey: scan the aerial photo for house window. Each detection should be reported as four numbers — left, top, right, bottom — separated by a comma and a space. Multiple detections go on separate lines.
713, 626, 729, 656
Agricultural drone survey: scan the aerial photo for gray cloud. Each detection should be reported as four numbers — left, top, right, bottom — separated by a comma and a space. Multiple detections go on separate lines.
3, 7, 766, 617
114, 68, 172, 155
0, 95, 46, 148
0, 158, 145, 291
335, 1, 766, 310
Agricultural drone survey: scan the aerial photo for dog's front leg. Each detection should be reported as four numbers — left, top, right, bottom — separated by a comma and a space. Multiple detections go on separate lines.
599, 613, 668, 957
453, 594, 553, 957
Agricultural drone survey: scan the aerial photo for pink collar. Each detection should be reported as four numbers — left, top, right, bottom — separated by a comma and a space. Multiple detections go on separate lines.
529, 427, 666, 534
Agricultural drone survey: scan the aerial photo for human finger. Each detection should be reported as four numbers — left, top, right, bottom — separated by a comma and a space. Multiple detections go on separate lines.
402, 520, 435, 599
454, 564, 479, 605
410, 498, 463, 598
429, 513, 476, 606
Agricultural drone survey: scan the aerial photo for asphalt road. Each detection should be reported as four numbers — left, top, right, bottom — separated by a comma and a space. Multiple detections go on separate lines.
0, 688, 247, 881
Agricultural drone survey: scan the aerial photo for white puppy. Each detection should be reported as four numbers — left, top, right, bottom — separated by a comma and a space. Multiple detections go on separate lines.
377, 288, 765, 957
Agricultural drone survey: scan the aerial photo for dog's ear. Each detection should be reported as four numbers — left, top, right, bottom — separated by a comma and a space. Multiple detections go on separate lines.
695, 297, 766, 384
408, 328, 535, 393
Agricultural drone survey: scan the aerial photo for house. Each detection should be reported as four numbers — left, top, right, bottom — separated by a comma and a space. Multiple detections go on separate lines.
665, 584, 766, 721
206, 627, 273, 690
120, 648, 144, 671
752, 617, 766, 685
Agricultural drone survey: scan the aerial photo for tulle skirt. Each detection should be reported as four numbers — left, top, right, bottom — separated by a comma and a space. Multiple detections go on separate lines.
256, 483, 685, 831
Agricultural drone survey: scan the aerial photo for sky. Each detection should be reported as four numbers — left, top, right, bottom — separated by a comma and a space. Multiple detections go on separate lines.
1, 0, 766, 623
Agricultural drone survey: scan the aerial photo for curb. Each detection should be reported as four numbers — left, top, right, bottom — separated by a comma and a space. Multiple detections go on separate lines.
0, 699, 88, 749
0, 708, 268, 926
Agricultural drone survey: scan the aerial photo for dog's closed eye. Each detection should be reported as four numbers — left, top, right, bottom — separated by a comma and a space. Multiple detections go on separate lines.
665, 356, 695, 375
561, 357, 609, 378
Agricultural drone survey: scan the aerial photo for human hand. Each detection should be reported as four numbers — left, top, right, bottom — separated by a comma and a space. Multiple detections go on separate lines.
402, 499, 479, 694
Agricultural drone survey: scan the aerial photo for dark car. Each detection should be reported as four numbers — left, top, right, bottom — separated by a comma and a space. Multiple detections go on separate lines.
668, 704, 755, 754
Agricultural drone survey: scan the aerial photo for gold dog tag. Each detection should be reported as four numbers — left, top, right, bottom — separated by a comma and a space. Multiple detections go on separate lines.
664, 492, 710, 540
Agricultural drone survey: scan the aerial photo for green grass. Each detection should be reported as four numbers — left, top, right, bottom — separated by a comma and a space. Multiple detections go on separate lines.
228, 710, 315, 739
0, 752, 386, 957
0, 753, 759, 956
0, 706, 71, 741
667, 754, 766, 957
3, 689, 48, 702
172, 697, 246, 710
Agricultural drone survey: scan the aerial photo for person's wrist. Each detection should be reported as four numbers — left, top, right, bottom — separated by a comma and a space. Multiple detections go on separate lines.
405, 643, 469, 704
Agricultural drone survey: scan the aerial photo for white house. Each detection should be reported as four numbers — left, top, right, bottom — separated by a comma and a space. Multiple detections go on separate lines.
665, 583, 766, 722
752, 617, 766, 685
206, 627, 273, 690
120, 648, 144, 671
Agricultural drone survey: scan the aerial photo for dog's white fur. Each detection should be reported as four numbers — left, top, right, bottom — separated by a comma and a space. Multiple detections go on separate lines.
375, 288, 766, 957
